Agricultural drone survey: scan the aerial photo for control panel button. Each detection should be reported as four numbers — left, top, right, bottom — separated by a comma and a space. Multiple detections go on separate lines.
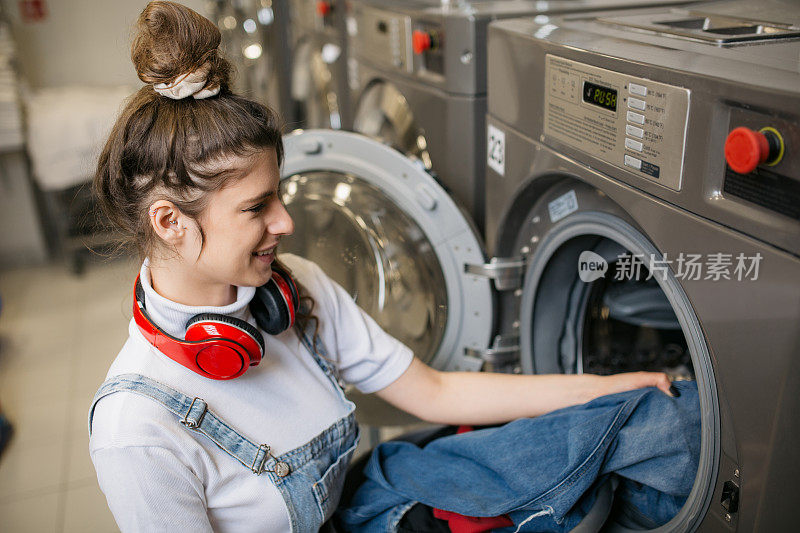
724, 126, 783, 174
412, 30, 433, 54
628, 97, 646, 111
627, 111, 645, 125
629, 83, 648, 97
626, 124, 644, 139
624, 155, 642, 170
316, 1, 332, 17
625, 138, 643, 152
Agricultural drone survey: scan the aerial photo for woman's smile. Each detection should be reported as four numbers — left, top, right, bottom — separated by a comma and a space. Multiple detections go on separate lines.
253, 248, 276, 265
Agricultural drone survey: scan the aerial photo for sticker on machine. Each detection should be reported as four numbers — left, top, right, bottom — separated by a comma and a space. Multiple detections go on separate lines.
548, 190, 579, 223
487, 124, 505, 176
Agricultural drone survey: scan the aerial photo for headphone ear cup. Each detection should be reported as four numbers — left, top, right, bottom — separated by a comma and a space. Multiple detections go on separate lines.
186, 313, 265, 355
185, 313, 265, 379
272, 265, 300, 311
251, 274, 293, 335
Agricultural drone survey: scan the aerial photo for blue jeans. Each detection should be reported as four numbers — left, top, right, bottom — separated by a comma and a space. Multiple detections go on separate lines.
338, 381, 699, 532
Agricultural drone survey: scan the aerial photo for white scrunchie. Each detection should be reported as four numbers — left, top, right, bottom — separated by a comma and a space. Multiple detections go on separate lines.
153, 62, 220, 100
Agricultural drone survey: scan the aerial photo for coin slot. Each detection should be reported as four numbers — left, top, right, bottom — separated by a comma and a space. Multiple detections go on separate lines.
655, 18, 705, 30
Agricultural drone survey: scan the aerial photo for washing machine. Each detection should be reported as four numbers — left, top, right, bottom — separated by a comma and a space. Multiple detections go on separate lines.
483, 0, 800, 529
289, 0, 352, 129
277, 0, 701, 430
347, 0, 698, 231
211, 0, 296, 127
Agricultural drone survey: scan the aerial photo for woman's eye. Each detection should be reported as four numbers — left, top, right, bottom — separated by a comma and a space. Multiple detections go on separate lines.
243, 202, 265, 213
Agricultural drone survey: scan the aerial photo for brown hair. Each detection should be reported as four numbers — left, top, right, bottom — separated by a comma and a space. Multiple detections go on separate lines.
95, 1, 317, 331
95, 1, 284, 257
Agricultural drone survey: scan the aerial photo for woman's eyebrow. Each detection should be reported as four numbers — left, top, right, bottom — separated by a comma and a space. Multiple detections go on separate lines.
241, 190, 274, 207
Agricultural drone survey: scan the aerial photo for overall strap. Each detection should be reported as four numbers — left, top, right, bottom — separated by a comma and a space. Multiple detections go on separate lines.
295, 319, 348, 395
89, 373, 283, 476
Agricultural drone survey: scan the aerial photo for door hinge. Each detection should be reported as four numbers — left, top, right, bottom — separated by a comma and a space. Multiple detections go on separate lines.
721, 479, 740, 514
465, 335, 521, 366
465, 257, 525, 291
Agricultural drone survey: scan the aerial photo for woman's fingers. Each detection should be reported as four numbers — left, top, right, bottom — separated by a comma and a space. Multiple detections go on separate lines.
647, 372, 676, 397
619, 371, 675, 397
603, 372, 680, 399
655, 372, 678, 397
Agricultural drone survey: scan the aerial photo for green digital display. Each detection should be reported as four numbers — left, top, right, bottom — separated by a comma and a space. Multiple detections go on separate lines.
583, 81, 618, 112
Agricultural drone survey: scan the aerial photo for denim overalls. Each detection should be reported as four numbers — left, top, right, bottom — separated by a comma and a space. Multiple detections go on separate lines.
89, 322, 360, 532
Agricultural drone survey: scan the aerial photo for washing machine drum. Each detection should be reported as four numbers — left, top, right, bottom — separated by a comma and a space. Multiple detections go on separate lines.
353, 80, 433, 172
529, 237, 690, 377
281, 171, 447, 359
291, 39, 343, 129
514, 207, 702, 381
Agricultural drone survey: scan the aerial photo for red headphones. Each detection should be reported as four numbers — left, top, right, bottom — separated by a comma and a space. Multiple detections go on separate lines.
133, 265, 300, 380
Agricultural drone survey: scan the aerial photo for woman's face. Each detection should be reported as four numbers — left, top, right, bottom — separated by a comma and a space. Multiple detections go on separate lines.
188, 147, 294, 289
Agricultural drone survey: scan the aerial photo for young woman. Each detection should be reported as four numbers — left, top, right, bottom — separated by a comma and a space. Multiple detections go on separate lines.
88, 3, 681, 532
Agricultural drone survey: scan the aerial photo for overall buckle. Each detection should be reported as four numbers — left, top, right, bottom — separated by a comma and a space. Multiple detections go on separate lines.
180, 397, 207, 429
252, 444, 270, 475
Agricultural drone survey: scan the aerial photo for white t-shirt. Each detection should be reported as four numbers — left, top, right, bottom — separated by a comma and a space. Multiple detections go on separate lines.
89, 254, 414, 532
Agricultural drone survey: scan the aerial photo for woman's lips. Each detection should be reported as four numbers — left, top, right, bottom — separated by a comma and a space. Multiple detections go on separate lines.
255, 252, 274, 264
252, 248, 276, 264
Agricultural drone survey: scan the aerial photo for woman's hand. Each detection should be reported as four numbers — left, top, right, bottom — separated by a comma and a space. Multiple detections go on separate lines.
598, 371, 675, 399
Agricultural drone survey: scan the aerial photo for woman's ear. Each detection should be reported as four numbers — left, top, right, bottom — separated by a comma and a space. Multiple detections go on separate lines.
148, 200, 186, 245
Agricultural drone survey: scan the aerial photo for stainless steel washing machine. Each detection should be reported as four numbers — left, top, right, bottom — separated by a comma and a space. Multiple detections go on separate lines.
485, 0, 800, 529
347, 0, 697, 231
277, 0, 701, 430
211, 0, 296, 126
289, 0, 352, 129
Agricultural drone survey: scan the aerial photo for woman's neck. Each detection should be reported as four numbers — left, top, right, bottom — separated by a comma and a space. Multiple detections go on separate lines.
147, 258, 237, 307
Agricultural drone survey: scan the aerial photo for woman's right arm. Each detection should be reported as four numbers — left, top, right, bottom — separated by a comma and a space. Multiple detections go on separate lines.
92, 445, 213, 532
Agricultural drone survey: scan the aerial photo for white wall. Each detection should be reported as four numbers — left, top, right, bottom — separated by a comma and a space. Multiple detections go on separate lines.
2, 0, 209, 89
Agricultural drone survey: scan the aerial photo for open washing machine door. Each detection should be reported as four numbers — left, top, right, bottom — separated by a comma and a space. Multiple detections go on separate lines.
352, 80, 434, 172
280, 129, 495, 373
291, 38, 344, 129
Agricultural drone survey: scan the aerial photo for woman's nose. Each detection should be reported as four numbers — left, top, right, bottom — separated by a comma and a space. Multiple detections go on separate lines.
269, 200, 294, 236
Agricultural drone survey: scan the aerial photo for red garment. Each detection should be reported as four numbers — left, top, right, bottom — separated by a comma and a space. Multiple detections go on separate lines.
432, 509, 514, 533
432, 426, 515, 533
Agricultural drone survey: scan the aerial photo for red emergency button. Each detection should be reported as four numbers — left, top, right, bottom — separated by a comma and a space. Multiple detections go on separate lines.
724, 126, 785, 174
412, 30, 433, 54
316, 1, 332, 17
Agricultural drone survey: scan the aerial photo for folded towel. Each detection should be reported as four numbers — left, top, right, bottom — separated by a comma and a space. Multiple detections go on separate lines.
23, 85, 135, 191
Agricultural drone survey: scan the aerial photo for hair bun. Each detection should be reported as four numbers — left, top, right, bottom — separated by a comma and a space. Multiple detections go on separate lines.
132, 1, 230, 94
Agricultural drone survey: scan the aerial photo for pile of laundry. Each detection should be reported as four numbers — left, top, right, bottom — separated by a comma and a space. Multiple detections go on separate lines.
340, 381, 700, 533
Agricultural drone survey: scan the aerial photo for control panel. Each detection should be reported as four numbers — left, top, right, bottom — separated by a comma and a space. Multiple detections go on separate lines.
352, 4, 412, 72
292, 0, 337, 32
351, 4, 446, 78
543, 55, 690, 191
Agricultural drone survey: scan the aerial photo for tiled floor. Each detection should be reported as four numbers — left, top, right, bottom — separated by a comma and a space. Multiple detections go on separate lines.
0, 255, 426, 532
0, 255, 139, 533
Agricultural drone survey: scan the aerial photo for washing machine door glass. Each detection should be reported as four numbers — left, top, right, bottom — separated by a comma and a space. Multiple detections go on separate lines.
282, 172, 446, 358
214, 0, 279, 108
353, 80, 433, 171
291, 39, 343, 129
280, 130, 493, 371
